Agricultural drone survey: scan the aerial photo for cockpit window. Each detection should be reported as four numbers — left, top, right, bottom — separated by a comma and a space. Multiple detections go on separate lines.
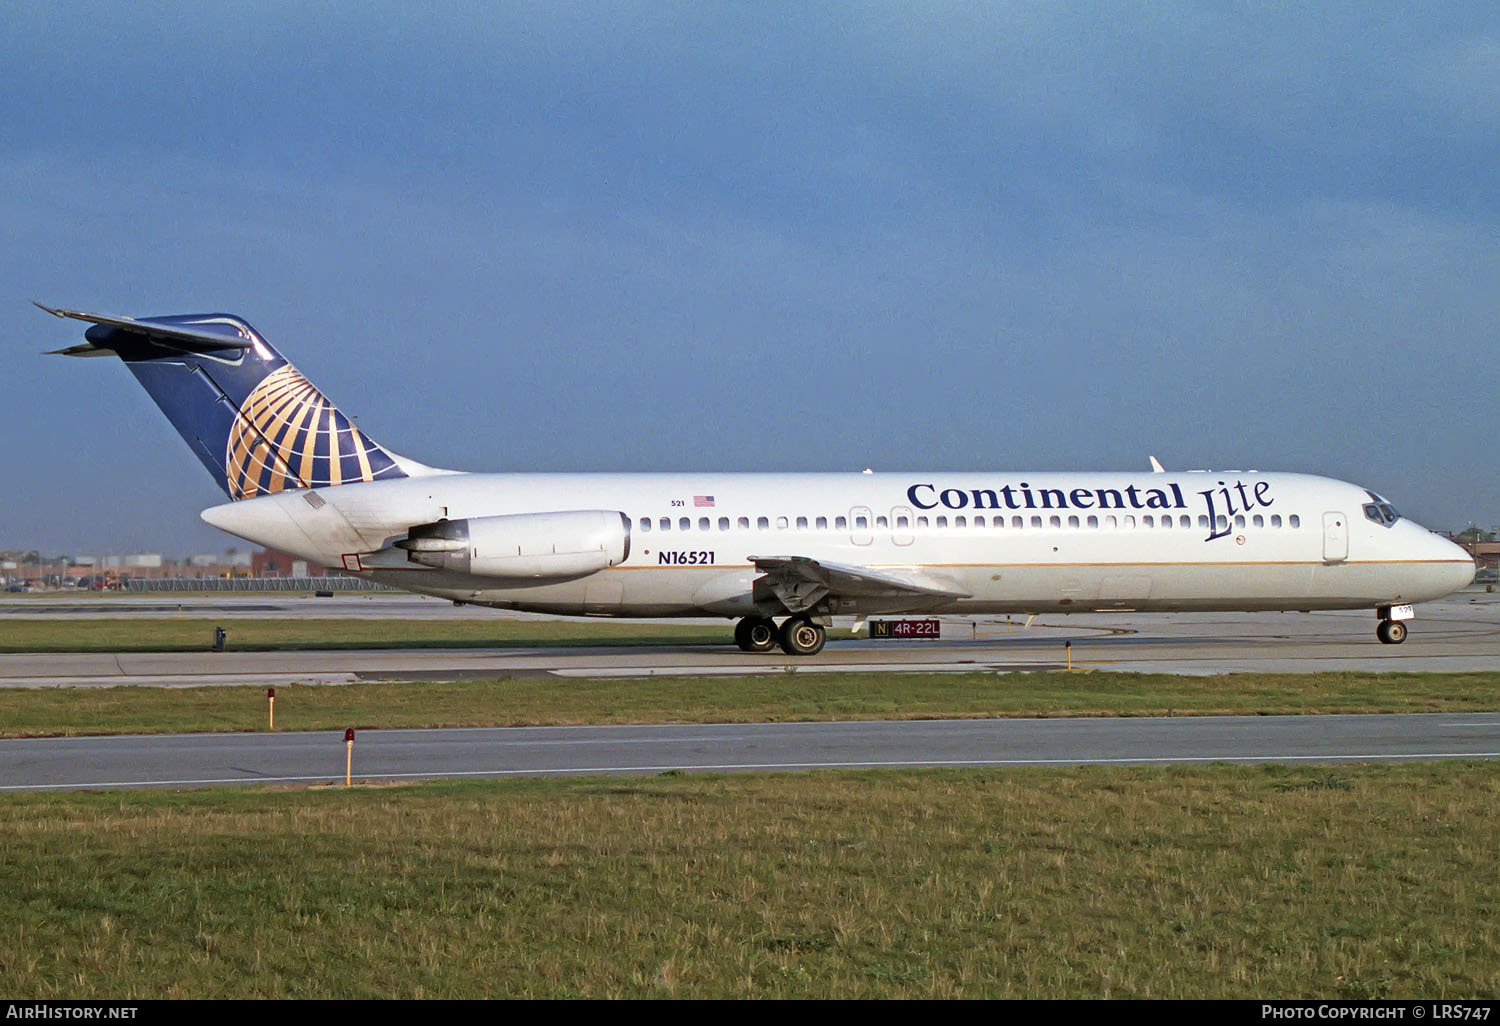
1362, 493, 1401, 528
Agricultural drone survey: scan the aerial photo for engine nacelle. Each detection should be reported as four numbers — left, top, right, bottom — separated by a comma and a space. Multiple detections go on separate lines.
395, 510, 630, 580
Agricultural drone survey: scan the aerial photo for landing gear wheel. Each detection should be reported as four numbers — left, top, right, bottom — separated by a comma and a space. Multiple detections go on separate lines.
735, 617, 778, 653
778, 617, 826, 656
1376, 619, 1407, 645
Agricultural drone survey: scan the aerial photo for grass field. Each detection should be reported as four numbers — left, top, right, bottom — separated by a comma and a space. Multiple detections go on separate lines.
2, 670, 1499, 738
4, 616, 1498, 997
0, 617, 730, 652
2, 764, 1497, 998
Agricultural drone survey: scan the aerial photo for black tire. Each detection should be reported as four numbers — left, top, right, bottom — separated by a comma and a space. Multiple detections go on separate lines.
778, 617, 826, 656
1377, 619, 1408, 645
735, 617, 778, 653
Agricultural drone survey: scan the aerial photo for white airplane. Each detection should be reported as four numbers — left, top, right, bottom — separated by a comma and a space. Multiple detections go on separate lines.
42, 305, 1474, 654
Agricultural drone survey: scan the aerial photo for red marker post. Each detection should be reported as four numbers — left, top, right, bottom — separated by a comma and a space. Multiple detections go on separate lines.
267, 687, 275, 731
344, 728, 355, 787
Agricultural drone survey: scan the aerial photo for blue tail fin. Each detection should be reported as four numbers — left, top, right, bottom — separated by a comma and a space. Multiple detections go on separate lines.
40, 305, 410, 500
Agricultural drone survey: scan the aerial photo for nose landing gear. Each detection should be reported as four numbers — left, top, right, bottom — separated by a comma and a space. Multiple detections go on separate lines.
1375, 604, 1413, 644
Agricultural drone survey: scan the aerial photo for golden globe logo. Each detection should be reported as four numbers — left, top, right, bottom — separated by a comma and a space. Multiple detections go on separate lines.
225, 365, 385, 499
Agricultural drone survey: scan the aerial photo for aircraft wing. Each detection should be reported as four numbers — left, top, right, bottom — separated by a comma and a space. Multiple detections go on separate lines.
749, 555, 970, 614
37, 304, 257, 355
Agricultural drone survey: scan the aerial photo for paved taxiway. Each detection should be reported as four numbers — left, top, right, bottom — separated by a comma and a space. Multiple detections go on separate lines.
3, 591, 1497, 791
3, 713, 1498, 791
2, 590, 1498, 686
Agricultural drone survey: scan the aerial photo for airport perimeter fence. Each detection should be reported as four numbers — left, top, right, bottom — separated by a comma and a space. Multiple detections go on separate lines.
126, 576, 394, 593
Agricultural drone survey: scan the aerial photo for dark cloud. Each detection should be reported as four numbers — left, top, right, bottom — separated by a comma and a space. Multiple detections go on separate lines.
4, 2, 1499, 551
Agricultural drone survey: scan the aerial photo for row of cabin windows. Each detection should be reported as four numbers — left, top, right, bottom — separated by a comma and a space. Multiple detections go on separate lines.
633, 513, 1303, 533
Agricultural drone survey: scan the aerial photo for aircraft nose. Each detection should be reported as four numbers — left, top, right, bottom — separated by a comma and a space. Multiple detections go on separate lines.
1427, 532, 1476, 595
1447, 542, 1477, 589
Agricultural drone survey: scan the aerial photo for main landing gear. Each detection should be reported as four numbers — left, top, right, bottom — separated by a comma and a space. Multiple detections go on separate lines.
734, 615, 826, 656
733, 616, 778, 653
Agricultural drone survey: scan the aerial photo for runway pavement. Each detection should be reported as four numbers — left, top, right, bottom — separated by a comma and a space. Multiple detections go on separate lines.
1, 590, 1498, 686
3, 591, 1498, 792
3, 713, 1498, 791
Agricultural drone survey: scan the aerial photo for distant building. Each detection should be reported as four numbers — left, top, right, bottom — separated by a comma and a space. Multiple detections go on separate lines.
1458, 541, 1500, 572
252, 549, 328, 578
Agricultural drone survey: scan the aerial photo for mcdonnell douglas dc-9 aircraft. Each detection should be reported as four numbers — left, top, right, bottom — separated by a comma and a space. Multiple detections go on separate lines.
42, 305, 1474, 655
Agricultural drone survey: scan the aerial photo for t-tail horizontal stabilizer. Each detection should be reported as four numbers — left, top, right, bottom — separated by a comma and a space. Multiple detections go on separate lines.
40, 303, 423, 501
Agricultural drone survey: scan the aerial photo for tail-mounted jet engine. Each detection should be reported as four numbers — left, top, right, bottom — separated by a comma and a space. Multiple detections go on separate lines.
395, 511, 630, 579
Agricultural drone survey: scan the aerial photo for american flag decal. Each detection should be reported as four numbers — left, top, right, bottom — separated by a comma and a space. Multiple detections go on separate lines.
694, 495, 715, 507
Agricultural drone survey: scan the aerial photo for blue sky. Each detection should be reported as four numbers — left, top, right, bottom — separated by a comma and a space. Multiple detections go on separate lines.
4, 2, 1498, 554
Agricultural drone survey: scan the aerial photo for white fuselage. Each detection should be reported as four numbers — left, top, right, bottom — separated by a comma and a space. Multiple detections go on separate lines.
201, 469, 1475, 619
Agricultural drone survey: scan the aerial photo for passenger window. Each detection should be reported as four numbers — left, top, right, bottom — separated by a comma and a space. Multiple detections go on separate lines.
1013, 516, 1023, 529
916, 516, 928, 528
954, 516, 966, 528
1087, 515, 1099, 528
1180, 515, 1191, 529
796, 516, 808, 530
660, 518, 671, 531
698, 517, 710, 531
738, 517, 750, 530
1161, 515, 1172, 530
855, 515, 868, 529
896, 515, 909, 528
640, 518, 652, 533
1123, 515, 1135, 529
1067, 515, 1080, 528
1289, 515, 1301, 528
757, 517, 769, 530
776, 516, 789, 530
1271, 514, 1282, 528
1031, 516, 1043, 528
877, 516, 888, 528
972, 515, 985, 528
836, 516, 847, 530
1234, 515, 1245, 528
718, 517, 730, 531
1253, 515, 1263, 528
1216, 515, 1228, 531
816, 516, 827, 529
1198, 516, 1209, 529
937, 516, 948, 528
680, 518, 691, 531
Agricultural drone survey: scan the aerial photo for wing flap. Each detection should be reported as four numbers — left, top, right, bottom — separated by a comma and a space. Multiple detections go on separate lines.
749, 555, 970, 614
